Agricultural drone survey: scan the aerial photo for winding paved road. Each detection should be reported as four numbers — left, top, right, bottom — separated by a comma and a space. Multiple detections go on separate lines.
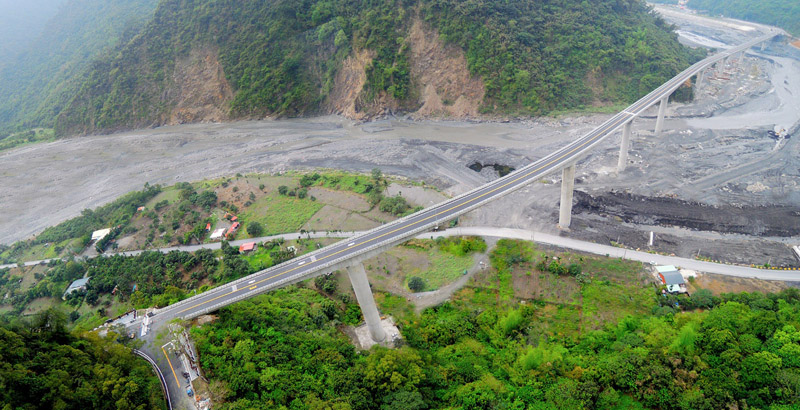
424, 227, 800, 281
152, 29, 782, 321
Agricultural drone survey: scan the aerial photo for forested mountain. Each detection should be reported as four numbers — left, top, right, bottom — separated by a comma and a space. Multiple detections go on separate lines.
653, 0, 800, 36
0, 309, 164, 410
0, 0, 158, 137
191, 241, 800, 410
0, 0, 65, 71
49, 0, 702, 136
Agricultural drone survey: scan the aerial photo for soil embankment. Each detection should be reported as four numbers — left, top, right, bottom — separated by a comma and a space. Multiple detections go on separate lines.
573, 191, 800, 237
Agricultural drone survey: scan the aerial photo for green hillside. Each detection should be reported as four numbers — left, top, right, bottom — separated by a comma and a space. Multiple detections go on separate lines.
0, 0, 65, 71
0, 0, 158, 139
52, 0, 703, 136
0, 310, 164, 410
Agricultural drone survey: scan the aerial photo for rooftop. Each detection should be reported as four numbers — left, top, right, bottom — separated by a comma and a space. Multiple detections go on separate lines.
210, 228, 226, 240
655, 265, 679, 273
660, 270, 685, 286
91, 228, 111, 241
64, 277, 90, 297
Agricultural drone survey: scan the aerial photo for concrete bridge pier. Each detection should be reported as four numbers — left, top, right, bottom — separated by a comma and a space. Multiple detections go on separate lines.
346, 262, 387, 342
558, 163, 576, 229
696, 68, 705, 89
714, 60, 724, 77
654, 96, 668, 137
617, 121, 632, 173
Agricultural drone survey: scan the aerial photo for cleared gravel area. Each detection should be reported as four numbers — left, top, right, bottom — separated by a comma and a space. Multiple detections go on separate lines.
2, 7, 799, 270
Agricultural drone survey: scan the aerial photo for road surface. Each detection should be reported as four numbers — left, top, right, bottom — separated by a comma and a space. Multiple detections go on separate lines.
424, 227, 800, 281
152, 29, 781, 321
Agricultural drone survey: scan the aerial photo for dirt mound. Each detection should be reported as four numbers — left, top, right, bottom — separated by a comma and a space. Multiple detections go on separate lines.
324, 49, 373, 120
324, 17, 485, 120
406, 18, 485, 118
168, 47, 233, 125
574, 190, 800, 237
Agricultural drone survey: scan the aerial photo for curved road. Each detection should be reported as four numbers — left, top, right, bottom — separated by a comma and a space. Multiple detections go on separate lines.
152, 29, 781, 321
133, 349, 173, 410
424, 227, 800, 281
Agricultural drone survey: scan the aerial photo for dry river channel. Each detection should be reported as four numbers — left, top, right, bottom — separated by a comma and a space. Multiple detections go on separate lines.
2, 7, 800, 269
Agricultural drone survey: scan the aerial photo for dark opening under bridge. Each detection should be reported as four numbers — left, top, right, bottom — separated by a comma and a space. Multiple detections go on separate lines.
151, 29, 783, 344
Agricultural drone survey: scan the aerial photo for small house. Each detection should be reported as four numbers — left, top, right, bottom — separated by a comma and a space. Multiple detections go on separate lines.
63, 277, 90, 299
656, 265, 687, 293
239, 242, 257, 253
210, 228, 227, 240
91, 228, 111, 242
227, 222, 240, 239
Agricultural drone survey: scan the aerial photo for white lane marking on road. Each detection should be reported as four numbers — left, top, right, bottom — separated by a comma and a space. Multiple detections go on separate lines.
298, 261, 306, 266
232, 285, 237, 291
248, 280, 255, 284
348, 242, 355, 247
310, 255, 316, 262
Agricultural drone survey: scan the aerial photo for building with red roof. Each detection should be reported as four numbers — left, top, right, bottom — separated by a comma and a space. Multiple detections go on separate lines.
239, 242, 257, 253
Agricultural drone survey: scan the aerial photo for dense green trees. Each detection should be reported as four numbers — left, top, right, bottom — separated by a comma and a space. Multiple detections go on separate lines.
0, 309, 164, 410
189, 239, 800, 410
246, 221, 264, 237
51, 0, 701, 136
0, 0, 159, 139
36, 184, 161, 246
421, 0, 703, 113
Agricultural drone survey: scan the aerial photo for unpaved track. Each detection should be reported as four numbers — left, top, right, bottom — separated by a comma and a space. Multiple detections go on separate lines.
430, 227, 800, 281
2, 7, 799, 273
0, 116, 610, 245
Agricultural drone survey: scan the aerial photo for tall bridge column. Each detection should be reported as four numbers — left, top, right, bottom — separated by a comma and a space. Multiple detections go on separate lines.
346, 262, 386, 342
617, 121, 632, 173
654, 96, 668, 137
696, 68, 705, 89
558, 163, 576, 229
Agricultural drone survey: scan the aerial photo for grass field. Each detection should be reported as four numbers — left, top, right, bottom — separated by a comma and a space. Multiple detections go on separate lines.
242, 248, 274, 270
454, 239, 653, 338
241, 193, 324, 235
144, 187, 181, 207
400, 248, 474, 291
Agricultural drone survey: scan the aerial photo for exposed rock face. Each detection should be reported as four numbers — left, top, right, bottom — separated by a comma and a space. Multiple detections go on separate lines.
406, 17, 485, 118
324, 49, 374, 120
59, 16, 487, 134
324, 17, 486, 120
168, 47, 233, 125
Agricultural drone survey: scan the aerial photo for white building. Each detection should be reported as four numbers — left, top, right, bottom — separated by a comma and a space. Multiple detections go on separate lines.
91, 228, 111, 242
209, 228, 227, 240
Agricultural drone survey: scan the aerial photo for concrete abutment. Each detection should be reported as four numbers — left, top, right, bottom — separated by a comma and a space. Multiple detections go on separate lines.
345, 262, 387, 343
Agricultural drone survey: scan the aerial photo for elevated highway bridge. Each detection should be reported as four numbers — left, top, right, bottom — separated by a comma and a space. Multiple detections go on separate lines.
129, 26, 785, 410
148, 29, 783, 344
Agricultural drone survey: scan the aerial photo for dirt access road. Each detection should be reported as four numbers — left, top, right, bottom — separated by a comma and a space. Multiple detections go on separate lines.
0, 115, 607, 245
2, 7, 798, 270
